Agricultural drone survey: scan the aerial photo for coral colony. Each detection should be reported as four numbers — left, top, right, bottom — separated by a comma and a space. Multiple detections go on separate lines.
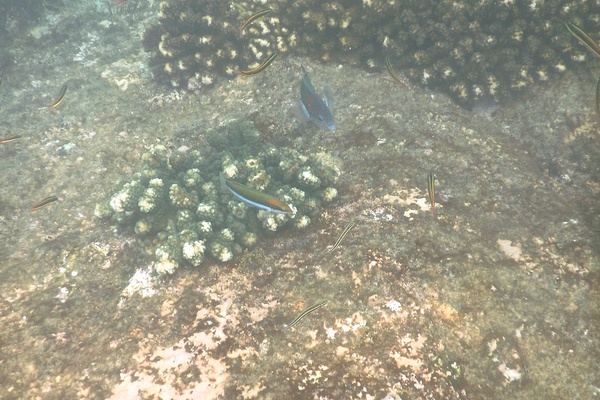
143, 0, 600, 108
95, 120, 340, 275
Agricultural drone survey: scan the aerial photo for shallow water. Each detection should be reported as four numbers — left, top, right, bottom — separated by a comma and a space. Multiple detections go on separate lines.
0, 1, 598, 399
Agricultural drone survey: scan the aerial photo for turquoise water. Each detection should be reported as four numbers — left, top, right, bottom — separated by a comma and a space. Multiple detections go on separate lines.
0, 1, 598, 399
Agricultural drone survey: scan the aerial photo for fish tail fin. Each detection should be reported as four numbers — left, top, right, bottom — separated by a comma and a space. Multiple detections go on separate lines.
219, 172, 229, 193
293, 99, 311, 125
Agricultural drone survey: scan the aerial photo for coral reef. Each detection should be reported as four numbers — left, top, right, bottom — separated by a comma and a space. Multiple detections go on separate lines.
95, 119, 339, 275
143, 0, 600, 108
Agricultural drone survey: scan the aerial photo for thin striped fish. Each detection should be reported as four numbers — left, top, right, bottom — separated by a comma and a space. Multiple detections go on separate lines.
286, 300, 327, 328
240, 8, 272, 36
427, 171, 436, 218
238, 53, 278, 76
384, 56, 408, 87
49, 84, 68, 109
325, 221, 355, 254
566, 22, 600, 113
596, 78, 600, 115
0, 134, 22, 145
31, 196, 58, 211
566, 22, 600, 60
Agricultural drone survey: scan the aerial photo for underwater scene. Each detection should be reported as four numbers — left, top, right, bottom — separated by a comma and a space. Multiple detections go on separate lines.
0, 0, 599, 398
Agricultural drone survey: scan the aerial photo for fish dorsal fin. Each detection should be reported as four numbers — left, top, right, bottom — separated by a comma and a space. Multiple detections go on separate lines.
300, 65, 316, 93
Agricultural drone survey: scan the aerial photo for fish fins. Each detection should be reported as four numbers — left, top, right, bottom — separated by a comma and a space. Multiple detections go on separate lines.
323, 87, 333, 109
293, 99, 311, 125
219, 172, 230, 193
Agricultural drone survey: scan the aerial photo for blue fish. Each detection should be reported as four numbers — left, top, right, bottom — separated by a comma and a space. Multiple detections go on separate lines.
298, 65, 336, 131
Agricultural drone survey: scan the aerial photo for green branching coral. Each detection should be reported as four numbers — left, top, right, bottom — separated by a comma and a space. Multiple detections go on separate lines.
95, 120, 340, 275
143, 0, 600, 108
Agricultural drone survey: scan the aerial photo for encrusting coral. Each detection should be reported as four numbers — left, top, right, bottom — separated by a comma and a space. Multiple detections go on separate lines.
143, 0, 600, 108
95, 120, 340, 275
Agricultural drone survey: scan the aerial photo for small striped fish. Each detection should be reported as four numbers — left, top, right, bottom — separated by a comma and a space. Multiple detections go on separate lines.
325, 221, 355, 254
240, 8, 272, 36
384, 56, 407, 88
0, 135, 22, 145
565, 22, 600, 113
50, 84, 68, 109
31, 195, 58, 211
427, 171, 436, 218
286, 300, 327, 328
238, 53, 278, 76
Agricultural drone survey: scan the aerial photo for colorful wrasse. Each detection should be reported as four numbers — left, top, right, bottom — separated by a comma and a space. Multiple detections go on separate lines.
286, 300, 327, 328
31, 196, 58, 211
298, 65, 336, 131
240, 8, 272, 36
427, 171, 436, 218
220, 173, 293, 215
49, 84, 68, 109
0, 135, 22, 145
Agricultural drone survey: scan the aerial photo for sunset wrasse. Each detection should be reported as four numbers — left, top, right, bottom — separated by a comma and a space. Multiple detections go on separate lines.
220, 173, 293, 215
298, 65, 336, 131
